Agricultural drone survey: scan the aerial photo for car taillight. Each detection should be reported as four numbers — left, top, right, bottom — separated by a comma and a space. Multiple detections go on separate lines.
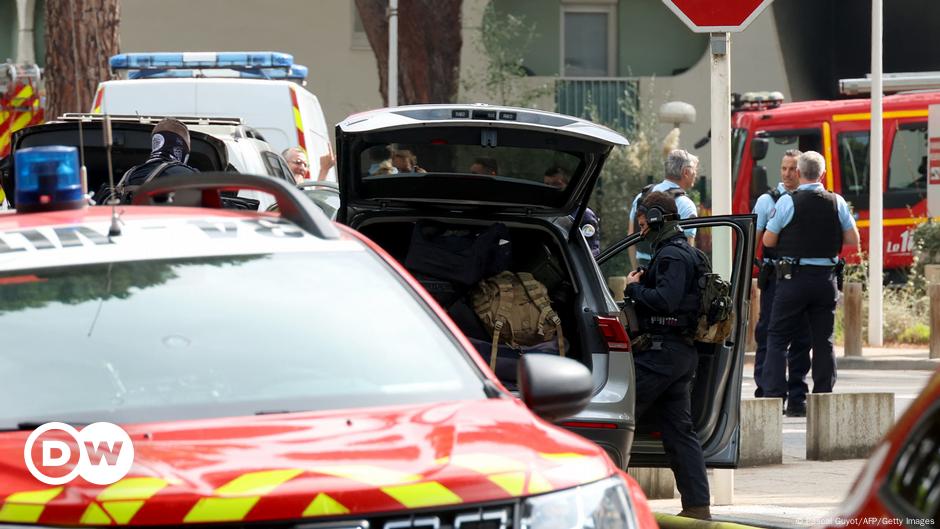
596, 315, 631, 352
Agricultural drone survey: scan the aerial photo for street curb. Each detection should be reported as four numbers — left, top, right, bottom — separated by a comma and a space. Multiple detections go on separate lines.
744, 352, 940, 372
655, 513, 794, 529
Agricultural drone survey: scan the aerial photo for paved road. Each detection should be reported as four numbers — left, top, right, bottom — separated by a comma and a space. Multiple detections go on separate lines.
647, 367, 934, 527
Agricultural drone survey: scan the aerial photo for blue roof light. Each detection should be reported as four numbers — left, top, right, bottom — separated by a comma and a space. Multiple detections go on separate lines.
14, 146, 85, 212
110, 52, 294, 71
125, 64, 309, 81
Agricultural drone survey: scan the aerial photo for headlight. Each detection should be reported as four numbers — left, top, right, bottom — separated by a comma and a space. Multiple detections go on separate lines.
521, 477, 637, 529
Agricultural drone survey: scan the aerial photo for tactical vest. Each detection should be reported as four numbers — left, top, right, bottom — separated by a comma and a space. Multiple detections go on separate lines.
636, 238, 701, 334
762, 187, 784, 261
632, 184, 687, 259
776, 188, 842, 259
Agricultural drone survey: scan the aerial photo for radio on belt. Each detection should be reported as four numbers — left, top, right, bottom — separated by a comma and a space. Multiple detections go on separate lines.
14, 145, 85, 213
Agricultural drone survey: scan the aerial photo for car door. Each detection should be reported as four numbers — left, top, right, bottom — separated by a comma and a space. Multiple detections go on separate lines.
596, 214, 756, 467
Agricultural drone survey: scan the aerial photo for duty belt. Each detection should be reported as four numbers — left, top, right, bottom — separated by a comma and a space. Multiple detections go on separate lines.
632, 332, 694, 352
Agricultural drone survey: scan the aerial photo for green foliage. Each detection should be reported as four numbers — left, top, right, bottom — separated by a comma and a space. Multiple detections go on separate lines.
912, 220, 940, 264
462, 2, 553, 107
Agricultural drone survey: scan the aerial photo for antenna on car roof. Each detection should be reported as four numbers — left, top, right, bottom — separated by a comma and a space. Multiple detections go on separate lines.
77, 116, 88, 201
102, 114, 122, 237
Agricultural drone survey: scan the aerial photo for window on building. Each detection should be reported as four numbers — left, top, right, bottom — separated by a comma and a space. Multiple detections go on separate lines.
562, 2, 616, 77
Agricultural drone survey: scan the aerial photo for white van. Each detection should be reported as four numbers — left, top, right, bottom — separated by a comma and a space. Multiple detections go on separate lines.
92, 52, 336, 182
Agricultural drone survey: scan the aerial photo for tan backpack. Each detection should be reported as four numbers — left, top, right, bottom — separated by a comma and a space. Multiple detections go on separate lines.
470, 271, 565, 370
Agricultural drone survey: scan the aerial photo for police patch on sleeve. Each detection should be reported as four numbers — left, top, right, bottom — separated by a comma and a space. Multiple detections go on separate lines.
580, 224, 596, 238
152, 133, 165, 151
769, 208, 776, 219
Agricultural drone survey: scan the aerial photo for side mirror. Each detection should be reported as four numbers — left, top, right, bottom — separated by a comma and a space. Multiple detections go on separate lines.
751, 137, 769, 161
518, 354, 593, 421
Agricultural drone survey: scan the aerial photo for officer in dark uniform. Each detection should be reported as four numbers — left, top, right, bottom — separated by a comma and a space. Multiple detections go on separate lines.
625, 190, 710, 520
752, 150, 811, 404
761, 151, 859, 416
100, 118, 198, 203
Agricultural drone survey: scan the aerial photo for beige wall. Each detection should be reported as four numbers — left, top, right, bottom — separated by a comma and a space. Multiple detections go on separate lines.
119, 0, 384, 136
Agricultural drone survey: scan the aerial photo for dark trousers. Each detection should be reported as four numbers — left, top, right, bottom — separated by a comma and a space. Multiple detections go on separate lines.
754, 272, 813, 400
761, 267, 838, 405
634, 340, 710, 508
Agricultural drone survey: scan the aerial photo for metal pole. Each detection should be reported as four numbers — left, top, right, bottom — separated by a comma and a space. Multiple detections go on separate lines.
388, 0, 399, 107
868, 0, 883, 346
710, 33, 733, 278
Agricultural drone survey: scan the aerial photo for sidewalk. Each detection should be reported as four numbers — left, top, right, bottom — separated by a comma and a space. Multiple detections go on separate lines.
745, 345, 940, 371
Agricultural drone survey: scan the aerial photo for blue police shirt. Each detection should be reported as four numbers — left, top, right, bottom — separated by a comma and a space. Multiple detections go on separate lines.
629, 179, 698, 261
753, 183, 787, 263
765, 182, 856, 265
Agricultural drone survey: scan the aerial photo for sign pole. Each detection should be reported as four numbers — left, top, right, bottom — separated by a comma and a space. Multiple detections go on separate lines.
388, 0, 399, 107
868, 0, 883, 347
711, 33, 733, 278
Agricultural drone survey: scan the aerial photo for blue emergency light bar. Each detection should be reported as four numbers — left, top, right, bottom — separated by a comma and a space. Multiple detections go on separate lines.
126, 64, 309, 81
110, 52, 294, 71
14, 146, 85, 212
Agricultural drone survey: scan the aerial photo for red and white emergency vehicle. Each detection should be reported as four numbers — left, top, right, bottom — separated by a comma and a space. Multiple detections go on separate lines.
730, 80, 940, 271
0, 147, 656, 528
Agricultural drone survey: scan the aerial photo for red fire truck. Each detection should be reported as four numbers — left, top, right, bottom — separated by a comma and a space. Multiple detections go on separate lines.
730, 79, 940, 272
0, 62, 44, 207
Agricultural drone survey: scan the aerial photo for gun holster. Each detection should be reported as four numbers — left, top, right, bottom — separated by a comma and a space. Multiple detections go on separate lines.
834, 259, 845, 291
757, 262, 774, 290
776, 259, 796, 280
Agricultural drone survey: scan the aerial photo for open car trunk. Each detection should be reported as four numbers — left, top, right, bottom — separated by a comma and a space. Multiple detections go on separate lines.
355, 214, 618, 391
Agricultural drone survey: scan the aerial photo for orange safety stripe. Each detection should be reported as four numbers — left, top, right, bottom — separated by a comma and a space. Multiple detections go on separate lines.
822, 121, 834, 190
288, 87, 307, 154
832, 109, 929, 122
856, 217, 940, 228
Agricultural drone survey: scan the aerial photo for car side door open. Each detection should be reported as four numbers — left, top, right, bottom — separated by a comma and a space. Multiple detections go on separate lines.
597, 214, 756, 468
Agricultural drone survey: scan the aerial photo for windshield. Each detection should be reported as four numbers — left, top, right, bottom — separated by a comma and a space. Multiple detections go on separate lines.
0, 252, 484, 428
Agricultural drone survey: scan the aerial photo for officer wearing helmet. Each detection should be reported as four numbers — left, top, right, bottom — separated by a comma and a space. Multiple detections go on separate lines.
625, 190, 710, 520
103, 118, 198, 203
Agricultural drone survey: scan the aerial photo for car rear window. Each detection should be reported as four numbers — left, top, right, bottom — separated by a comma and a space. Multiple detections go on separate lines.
0, 252, 485, 428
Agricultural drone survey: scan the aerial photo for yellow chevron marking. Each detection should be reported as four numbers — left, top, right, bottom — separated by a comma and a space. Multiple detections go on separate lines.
527, 471, 553, 494
381, 481, 462, 509
0, 487, 64, 523
488, 472, 526, 496
80, 503, 112, 525
215, 469, 303, 495
538, 452, 585, 460
293, 106, 304, 130
448, 453, 526, 475
12, 112, 32, 132
184, 498, 258, 523
302, 493, 350, 517
183, 469, 303, 523
102, 500, 144, 524
98, 477, 168, 501
833, 109, 928, 122
310, 465, 420, 487
14, 84, 33, 101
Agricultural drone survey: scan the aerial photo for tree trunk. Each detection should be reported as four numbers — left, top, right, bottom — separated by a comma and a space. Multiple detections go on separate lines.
44, 0, 120, 118
355, 0, 462, 106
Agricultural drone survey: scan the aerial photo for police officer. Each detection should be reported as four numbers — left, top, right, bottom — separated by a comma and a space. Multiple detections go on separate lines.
761, 151, 859, 416
628, 149, 699, 267
625, 190, 710, 520
544, 166, 601, 257
102, 118, 198, 203
752, 149, 812, 405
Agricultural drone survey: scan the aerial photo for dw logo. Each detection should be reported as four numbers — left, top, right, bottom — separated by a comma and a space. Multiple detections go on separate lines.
23, 422, 134, 485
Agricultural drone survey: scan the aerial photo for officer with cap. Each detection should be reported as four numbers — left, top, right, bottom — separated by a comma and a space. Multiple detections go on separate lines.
761, 151, 859, 416
104, 117, 198, 203
752, 149, 811, 402
544, 166, 600, 257
625, 190, 710, 520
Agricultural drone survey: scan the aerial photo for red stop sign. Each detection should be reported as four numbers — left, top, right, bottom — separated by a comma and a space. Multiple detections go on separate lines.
662, 0, 774, 33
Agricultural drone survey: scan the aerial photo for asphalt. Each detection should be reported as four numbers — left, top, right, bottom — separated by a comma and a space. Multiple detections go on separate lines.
646, 346, 939, 528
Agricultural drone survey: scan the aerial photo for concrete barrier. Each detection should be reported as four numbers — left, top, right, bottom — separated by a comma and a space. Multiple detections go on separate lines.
627, 467, 676, 499
806, 393, 894, 461
739, 398, 783, 466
